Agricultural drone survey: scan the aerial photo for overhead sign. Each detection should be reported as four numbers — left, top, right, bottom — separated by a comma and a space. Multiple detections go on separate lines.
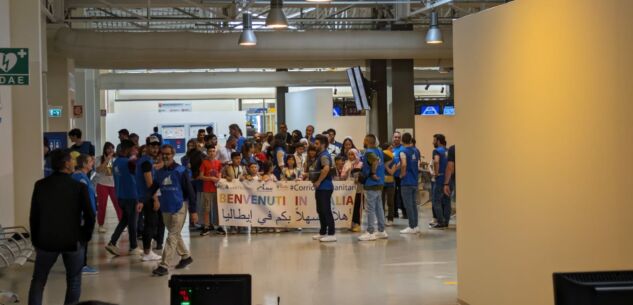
48, 106, 63, 118
421, 105, 440, 116
0, 48, 29, 85
158, 102, 192, 113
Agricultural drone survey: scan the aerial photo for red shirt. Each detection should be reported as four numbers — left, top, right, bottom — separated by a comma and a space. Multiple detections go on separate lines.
200, 159, 222, 193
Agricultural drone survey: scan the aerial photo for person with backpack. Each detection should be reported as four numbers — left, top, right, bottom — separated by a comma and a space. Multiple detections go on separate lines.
357, 134, 389, 241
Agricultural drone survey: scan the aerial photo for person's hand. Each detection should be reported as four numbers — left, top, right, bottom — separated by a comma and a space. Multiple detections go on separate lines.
313, 181, 321, 188
153, 199, 160, 211
190, 212, 199, 224
443, 185, 452, 197
136, 202, 143, 213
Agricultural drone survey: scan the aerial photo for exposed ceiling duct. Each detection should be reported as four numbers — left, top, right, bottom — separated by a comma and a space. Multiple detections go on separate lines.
52, 27, 453, 69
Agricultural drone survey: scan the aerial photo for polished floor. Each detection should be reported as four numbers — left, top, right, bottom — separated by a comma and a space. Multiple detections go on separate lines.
0, 203, 457, 305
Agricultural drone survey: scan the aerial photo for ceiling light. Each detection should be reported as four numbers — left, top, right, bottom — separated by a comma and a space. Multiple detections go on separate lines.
425, 11, 443, 44
266, 0, 288, 29
239, 13, 257, 46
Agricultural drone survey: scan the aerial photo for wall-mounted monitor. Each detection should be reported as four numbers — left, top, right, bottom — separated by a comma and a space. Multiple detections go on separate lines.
346, 67, 371, 110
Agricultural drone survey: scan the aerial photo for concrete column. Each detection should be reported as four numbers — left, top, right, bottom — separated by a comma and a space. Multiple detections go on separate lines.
367, 59, 389, 143
46, 53, 75, 132
74, 69, 99, 147
8, 0, 45, 226
0, 0, 15, 226
387, 59, 415, 136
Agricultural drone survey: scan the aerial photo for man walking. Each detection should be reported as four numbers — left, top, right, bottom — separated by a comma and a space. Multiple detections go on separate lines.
358, 134, 389, 241
311, 134, 336, 242
431, 134, 451, 229
150, 145, 198, 276
399, 133, 420, 234
29, 149, 95, 305
106, 139, 143, 256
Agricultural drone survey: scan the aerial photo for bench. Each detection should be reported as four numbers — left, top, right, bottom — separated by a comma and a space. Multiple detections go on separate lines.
0, 225, 33, 268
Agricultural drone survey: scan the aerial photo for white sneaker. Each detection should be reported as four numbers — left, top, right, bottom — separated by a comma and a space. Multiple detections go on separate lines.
98, 226, 106, 233
358, 232, 377, 241
319, 236, 337, 242
411, 227, 421, 234
312, 234, 326, 240
374, 231, 389, 239
385, 220, 393, 227
400, 227, 414, 234
129, 248, 143, 256
141, 251, 162, 262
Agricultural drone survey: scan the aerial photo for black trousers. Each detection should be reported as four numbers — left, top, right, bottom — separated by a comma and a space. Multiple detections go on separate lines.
315, 190, 335, 236
142, 198, 165, 250
351, 193, 361, 225
394, 177, 407, 218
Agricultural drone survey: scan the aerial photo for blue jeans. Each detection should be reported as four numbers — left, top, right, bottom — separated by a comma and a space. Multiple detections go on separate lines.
400, 185, 419, 229
433, 182, 452, 225
364, 190, 386, 233
29, 246, 84, 305
110, 198, 139, 249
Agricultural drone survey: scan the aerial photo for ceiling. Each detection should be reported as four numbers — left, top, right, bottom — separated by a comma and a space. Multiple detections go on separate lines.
44, 0, 509, 33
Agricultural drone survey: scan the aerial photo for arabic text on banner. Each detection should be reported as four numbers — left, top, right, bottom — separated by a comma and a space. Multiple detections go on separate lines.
216, 180, 356, 228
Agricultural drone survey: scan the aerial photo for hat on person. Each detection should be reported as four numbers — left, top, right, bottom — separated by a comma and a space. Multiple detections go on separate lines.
148, 135, 160, 145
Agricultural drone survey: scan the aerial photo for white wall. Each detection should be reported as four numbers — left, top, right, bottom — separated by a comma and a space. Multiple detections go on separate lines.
286, 88, 367, 145
0, 0, 15, 226
455, 1, 633, 305
106, 111, 246, 148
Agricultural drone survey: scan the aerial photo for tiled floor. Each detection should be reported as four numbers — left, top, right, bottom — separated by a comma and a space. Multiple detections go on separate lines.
0, 204, 457, 305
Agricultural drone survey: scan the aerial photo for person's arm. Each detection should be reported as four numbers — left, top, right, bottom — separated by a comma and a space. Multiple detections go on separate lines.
433, 154, 441, 178
96, 157, 108, 174
79, 183, 96, 242
29, 182, 41, 247
141, 161, 153, 188
399, 152, 407, 178
444, 161, 455, 196
276, 150, 285, 170
385, 160, 397, 175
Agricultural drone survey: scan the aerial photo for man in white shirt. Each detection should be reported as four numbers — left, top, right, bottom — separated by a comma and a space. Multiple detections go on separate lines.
217, 137, 237, 165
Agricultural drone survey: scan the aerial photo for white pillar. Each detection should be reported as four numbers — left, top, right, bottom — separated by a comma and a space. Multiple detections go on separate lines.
8, 0, 45, 226
0, 0, 15, 226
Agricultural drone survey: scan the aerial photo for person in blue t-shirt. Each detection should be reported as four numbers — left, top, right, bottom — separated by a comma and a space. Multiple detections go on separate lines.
68, 128, 95, 157
229, 123, 247, 153
431, 134, 451, 229
71, 154, 98, 275
390, 131, 407, 219
358, 134, 389, 241
148, 144, 198, 276
311, 134, 337, 243
105, 139, 143, 257
398, 133, 420, 234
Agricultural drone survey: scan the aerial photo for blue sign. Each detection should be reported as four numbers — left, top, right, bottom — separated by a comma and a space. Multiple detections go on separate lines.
163, 138, 186, 154
44, 132, 68, 150
421, 105, 440, 116
443, 105, 455, 116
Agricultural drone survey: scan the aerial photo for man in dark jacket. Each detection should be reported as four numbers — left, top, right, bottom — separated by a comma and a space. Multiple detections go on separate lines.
28, 149, 95, 305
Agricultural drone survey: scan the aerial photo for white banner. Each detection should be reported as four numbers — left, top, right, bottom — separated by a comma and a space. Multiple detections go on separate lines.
217, 180, 356, 228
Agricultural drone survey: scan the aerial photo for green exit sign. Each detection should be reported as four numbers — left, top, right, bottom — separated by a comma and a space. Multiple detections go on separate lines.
0, 48, 29, 85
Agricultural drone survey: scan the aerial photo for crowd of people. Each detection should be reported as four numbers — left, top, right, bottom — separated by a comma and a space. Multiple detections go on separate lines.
32, 124, 456, 304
